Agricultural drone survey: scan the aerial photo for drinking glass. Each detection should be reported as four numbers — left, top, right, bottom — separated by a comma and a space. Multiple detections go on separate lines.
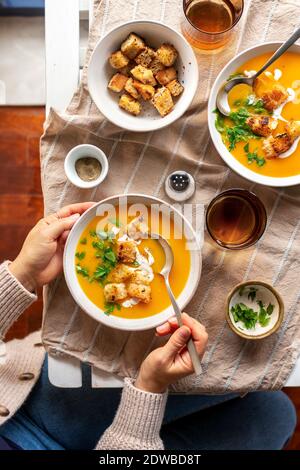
181, 0, 244, 51
206, 188, 267, 250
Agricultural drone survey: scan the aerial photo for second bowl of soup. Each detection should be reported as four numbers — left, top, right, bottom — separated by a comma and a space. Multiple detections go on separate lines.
208, 42, 300, 187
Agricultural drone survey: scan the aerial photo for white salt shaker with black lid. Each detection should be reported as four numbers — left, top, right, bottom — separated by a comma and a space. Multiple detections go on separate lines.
165, 171, 195, 202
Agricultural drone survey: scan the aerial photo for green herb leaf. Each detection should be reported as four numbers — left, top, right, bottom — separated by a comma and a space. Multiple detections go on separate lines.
94, 265, 109, 279
227, 72, 244, 82
213, 109, 225, 133
104, 249, 116, 264
92, 240, 105, 251
76, 264, 89, 278
267, 303, 274, 316
248, 287, 258, 302
75, 251, 86, 260
80, 237, 87, 245
231, 303, 258, 330
104, 302, 121, 315
243, 144, 266, 167
89, 230, 97, 238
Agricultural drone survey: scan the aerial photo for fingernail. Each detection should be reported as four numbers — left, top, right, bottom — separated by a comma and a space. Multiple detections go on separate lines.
179, 326, 190, 339
156, 324, 166, 333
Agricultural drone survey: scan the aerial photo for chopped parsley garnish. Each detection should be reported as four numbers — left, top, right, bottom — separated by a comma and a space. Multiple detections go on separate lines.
214, 107, 261, 151
244, 143, 265, 167
104, 302, 121, 316
76, 228, 117, 285
80, 237, 87, 245
213, 109, 225, 133
75, 251, 86, 260
231, 298, 275, 330
89, 230, 97, 237
76, 264, 89, 278
227, 72, 244, 82
239, 285, 258, 301
92, 240, 105, 251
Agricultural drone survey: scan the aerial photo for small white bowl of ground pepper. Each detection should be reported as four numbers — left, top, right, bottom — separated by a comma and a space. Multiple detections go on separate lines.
64, 144, 109, 189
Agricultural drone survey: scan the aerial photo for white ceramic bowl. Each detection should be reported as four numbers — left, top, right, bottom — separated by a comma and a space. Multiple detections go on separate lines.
208, 42, 300, 187
64, 144, 109, 189
63, 194, 202, 331
88, 20, 198, 132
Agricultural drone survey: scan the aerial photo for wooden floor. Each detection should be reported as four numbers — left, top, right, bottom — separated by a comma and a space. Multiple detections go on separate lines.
0, 106, 299, 449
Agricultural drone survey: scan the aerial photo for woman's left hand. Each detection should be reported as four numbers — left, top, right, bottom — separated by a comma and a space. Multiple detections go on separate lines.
9, 202, 94, 291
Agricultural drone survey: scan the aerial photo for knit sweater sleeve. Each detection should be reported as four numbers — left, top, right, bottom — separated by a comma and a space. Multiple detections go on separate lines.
0, 261, 37, 339
96, 378, 168, 450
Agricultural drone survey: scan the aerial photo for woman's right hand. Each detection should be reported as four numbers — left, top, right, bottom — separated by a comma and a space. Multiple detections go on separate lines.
135, 313, 208, 394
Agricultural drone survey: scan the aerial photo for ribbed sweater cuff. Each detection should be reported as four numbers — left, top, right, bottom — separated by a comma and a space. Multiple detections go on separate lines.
96, 378, 168, 449
0, 261, 37, 338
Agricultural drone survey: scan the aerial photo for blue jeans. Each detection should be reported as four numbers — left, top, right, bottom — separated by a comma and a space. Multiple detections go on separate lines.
0, 356, 296, 450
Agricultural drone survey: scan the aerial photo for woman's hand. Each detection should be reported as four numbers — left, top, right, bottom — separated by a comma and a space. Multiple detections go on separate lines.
9, 202, 94, 291
135, 313, 208, 394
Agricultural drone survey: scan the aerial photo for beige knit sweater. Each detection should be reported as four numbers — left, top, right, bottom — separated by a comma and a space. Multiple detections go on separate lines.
0, 262, 167, 449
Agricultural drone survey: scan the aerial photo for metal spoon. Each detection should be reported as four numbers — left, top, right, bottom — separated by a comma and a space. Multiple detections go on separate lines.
153, 234, 202, 376
216, 26, 300, 116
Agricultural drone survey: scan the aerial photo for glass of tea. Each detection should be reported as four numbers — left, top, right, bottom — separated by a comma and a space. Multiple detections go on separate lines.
181, 0, 244, 51
206, 189, 267, 250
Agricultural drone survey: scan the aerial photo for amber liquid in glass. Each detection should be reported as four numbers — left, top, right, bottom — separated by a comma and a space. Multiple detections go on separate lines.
206, 190, 267, 249
182, 0, 242, 50
186, 0, 235, 34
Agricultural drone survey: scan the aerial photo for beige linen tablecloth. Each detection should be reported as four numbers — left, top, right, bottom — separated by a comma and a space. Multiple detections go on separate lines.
40, 0, 300, 393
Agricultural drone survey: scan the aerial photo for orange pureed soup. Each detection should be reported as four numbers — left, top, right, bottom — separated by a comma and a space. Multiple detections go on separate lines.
75, 206, 191, 319
221, 51, 300, 177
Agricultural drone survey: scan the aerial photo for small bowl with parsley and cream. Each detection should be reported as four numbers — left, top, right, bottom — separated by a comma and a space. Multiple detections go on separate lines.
226, 281, 284, 339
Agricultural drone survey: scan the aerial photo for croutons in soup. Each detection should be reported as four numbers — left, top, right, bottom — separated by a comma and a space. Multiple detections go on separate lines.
75, 206, 190, 319
214, 51, 300, 178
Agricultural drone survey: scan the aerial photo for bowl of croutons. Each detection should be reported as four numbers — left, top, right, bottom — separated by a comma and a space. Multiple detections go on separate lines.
87, 20, 198, 132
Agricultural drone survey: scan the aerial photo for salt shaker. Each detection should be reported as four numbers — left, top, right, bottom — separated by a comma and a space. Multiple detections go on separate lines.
165, 171, 195, 201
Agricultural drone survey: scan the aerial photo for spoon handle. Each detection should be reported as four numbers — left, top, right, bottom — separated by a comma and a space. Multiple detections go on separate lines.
254, 27, 300, 79
164, 278, 202, 376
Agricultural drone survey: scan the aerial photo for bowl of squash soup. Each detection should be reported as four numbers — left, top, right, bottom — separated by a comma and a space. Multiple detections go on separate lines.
63, 194, 201, 331
208, 42, 300, 187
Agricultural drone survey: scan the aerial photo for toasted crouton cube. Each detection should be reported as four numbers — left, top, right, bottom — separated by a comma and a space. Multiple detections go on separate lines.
126, 215, 149, 240
286, 120, 300, 140
121, 33, 145, 59
155, 67, 177, 86
253, 73, 288, 111
262, 133, 292, 158
127, 283, 151, 303
135, 47, 156, 67
108, 73, 128, 93
152, 87, 174, 117
166, 79, 184, 97
156, 43, 178, 67
124, 78, 140, 99
119, 94, 141, 116
109, 264, 134, 283
109, 50, 130, 69
149, 57, 165, 75
131, 65, 157, 86
133, 82, 155, 101
130, 270, 152, 285
117, 239, 137, 263
104, 283, 127, 303
246, 115, 278, 137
